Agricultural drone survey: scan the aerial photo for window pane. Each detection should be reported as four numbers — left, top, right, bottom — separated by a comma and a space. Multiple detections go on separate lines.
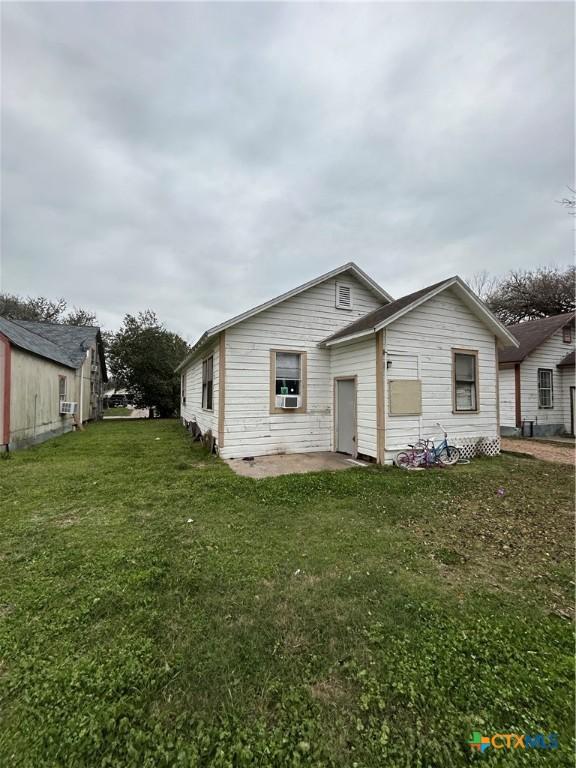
276, 352, 300, 379
455, 353, 475, 381
539, 370, 551, 388
456, 382, 476, 411
276, 379, 300, 395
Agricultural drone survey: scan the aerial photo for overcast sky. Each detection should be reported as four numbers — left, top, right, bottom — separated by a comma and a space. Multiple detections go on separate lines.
1, 2, 574, 342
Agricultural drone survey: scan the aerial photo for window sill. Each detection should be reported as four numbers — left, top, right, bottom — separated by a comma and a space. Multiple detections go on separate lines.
202, 407, 214, 413
452, 409, 480, 414
270, 407, 307, 415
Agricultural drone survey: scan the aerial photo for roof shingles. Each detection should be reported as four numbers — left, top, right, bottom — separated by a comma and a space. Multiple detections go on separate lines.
498, 313, 575, 364
0, 317, 106, 376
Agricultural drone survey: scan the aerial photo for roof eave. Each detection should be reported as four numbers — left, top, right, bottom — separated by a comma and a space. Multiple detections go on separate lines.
323, 277, 519, 349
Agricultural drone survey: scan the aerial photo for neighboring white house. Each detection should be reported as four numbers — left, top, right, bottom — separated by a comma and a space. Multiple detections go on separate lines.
176, 263, 517, 464
498, 312, 575, 437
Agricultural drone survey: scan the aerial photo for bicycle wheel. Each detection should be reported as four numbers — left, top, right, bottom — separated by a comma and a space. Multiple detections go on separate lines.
395, 451, 414, 469
437, 445, 460, 466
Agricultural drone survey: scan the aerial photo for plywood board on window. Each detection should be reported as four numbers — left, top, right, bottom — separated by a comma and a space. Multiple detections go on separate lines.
389, 379, 422, 416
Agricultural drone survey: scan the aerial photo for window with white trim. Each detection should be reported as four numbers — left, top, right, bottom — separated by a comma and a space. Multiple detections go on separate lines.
202, 356, 213, 410
335, 282, 353, 310
563, 326, 572, 343
453, 352, 478, 412
538, 368, 553, 408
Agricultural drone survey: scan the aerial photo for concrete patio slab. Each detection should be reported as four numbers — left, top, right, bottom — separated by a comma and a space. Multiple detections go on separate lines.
225, 451, 370, 479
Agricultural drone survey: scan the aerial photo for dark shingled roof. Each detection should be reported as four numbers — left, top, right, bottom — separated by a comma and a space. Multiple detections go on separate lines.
322, 278, 453, 344
558, 349, 575, 367
0, 318, 107, 378
498, 313, 575, 364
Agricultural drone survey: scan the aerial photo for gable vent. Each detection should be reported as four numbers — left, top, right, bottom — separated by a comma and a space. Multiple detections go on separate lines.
336, 282, 353, 310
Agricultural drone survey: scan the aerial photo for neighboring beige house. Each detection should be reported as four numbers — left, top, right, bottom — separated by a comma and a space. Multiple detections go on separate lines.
176, 263, 517, 463
498, 312, 576, 437
0, 318, 107, 450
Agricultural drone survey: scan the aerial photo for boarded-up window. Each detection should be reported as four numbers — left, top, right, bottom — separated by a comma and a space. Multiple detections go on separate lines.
537, 368, 553, 408
335, 282, 353, 310
202, 356, 213, 410
453, 351, 478, 412
389, 380, 422, 415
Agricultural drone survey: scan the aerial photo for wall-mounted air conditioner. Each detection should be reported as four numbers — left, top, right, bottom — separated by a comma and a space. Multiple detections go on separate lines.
278, 395, 299, 409
60, 401, 78, 415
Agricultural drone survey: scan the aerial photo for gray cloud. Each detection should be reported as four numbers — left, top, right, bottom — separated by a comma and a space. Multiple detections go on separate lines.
1, 1, 573, 342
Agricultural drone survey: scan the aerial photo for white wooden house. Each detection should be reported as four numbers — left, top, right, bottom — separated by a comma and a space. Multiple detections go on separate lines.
177, 263, 517, 463
498, 312, 575, 437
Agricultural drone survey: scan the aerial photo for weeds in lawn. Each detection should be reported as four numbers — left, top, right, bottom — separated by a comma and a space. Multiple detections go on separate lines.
0, 421, 573, 766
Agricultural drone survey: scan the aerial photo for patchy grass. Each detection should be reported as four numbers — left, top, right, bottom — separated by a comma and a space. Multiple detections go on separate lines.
0, 420, 573, 767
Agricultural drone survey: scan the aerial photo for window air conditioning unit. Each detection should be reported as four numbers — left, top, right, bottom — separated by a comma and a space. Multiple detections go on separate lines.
279, 395, 299, 409
60, 401, 78, 415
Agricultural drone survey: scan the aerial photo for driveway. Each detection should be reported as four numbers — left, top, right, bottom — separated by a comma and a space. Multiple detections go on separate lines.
501, 437, 575, 466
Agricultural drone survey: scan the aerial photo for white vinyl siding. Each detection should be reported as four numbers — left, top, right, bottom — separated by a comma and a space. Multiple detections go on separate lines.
180, 338, 220, 437
383, 287, 498, 453
519, 327, 575, 428
499, 367, 516, 428
220, 275, 382, 458
330, 336, 378, 459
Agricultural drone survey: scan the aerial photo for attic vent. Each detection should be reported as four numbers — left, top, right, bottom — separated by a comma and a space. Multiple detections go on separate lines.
336, 282, 353, 310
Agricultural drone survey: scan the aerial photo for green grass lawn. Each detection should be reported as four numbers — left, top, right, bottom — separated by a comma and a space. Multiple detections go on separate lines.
103, 407, 134, 417
0, 421, 573, 767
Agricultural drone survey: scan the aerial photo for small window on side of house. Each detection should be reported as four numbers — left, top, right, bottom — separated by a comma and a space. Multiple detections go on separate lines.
563, 326, 572, 343
58, 375, 67, 404
537, 368, 553, 408
453, 351, 478, 412
335, 282, 353, 310
202, 356, 213, 410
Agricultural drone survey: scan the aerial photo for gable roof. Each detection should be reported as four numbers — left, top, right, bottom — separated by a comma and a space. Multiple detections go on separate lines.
558, 349, 575, 368
321, 276, 518, 348
498, 312, 575, 364
176, 262, 393, 371
0, 317, 107, 378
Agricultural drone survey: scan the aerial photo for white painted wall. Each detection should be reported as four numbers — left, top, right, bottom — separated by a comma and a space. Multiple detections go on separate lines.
383, 287, 499, 455
180, 338, 220, 437
219, 275, 383, 458
499, 367, 516, 428
330, 336, 378, 459
519, 328, 575, 429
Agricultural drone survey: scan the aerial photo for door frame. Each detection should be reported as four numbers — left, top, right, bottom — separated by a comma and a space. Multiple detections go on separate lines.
333, 376, 357, 457
570, 385, 575, 437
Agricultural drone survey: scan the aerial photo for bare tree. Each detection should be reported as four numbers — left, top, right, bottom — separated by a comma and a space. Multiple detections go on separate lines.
557, 186, 576, 215
466, 271, 499, 302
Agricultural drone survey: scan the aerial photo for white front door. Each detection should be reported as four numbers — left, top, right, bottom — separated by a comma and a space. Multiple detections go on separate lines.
336, 379, 356, 455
